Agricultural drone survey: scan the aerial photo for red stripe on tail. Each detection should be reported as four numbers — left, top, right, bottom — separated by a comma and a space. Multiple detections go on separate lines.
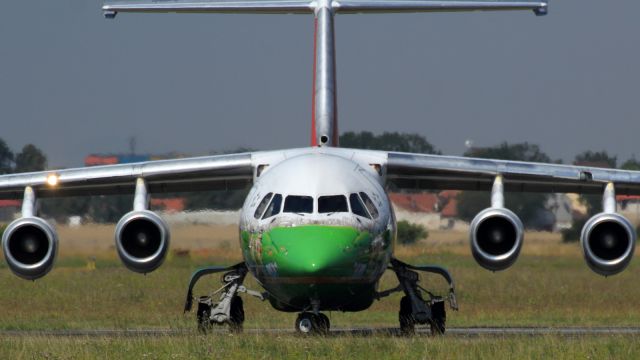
311, 17, 318, 146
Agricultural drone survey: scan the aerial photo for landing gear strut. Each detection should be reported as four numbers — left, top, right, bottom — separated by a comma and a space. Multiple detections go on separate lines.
184, 263, 265, 333
378, 258, 458, 336
295, 312, 330, 335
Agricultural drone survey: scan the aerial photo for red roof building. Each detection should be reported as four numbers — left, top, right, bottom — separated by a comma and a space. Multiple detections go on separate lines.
150, 198, 186, 213
0, 200, 21, 208
388, 191, 460, 217
388, 193, 438, 213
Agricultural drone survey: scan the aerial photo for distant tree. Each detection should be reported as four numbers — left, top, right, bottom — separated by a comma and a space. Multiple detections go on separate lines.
396, 220, 428, 245
574, 150, 616, 169
621, 157, 640, 171
465, 142, 552, 163
457, 142, 554, 230
185, 189, 250, 211
40, 197, 91, 223
87, 195, 133, 223
0, 138, 14, 174
562, 150, 618, 242
14, 144, 47, 173
340, 131, 440, 154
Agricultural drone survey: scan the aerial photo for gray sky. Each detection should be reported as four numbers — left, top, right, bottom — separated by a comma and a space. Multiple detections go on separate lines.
1, 0, 639, 168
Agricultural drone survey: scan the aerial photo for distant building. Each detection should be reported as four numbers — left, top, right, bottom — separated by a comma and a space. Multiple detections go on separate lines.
84, 153, 187, 167
388, 191, 465, 230
546, 194, 574, 231
617, 195, 640, 226
0, 200, 21, 222
150, 198, 186, 213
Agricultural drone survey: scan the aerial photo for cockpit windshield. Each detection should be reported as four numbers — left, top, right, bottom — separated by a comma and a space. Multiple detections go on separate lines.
256, 192, 378, 218
318, 195, 348, 213
254, 193, 273, 219
359, 192, 379, 219
262, 194, 283, 219
349, 193, 371, 219
283, 195, 314, 214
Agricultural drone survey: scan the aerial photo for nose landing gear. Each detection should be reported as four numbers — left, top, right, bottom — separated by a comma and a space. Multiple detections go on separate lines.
295, 312, 330, 335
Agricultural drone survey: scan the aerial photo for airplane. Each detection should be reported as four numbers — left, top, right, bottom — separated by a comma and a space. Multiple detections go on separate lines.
3, 0, 639, 336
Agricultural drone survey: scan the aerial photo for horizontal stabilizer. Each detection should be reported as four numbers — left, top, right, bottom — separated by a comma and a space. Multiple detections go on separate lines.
103, 0, 548, 17
333, 0, 548, 14
102, 0, 314, 16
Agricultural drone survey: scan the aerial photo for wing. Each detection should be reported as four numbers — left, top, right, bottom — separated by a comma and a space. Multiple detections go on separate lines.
384, 152, 640, 195
0, 152, 256, 199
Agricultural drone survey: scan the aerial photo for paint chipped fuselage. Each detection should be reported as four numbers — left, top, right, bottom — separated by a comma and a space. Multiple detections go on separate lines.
239, 150, 396, 312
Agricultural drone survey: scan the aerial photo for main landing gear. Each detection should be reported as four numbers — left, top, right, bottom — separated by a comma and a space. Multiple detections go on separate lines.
183, 263, 266, 333
378, 258, 458, 336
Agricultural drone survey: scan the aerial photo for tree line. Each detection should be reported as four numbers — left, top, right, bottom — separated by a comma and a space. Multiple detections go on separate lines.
0, 140, 47, 174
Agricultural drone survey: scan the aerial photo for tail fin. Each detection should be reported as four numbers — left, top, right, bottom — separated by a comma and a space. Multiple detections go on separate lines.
103, 0, 549, 146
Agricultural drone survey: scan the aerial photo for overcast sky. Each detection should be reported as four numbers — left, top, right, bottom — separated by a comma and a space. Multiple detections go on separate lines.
1, 0, 639, 168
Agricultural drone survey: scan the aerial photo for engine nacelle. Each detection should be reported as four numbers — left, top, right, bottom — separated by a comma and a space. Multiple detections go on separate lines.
1, 217, 58, 280
470, 207, 524, 271
580, 213, 635, 276
115, 210, 170, 274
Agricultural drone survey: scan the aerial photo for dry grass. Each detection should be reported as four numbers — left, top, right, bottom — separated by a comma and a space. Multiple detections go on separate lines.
56, 224, 241, 259
396, 229, 631, 258
54, 225, 597, 260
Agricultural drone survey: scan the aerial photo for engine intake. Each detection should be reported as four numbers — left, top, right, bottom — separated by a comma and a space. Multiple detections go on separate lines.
470, 207, 524, 271
2, 217, 58, 280
115, 210, 170, 274
581, 213, 635, 276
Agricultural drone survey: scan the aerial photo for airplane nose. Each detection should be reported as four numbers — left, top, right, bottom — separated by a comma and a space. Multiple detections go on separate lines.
265, 225, 371, 276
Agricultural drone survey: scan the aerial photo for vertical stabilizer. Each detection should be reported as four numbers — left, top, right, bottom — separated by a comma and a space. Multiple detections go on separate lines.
312, 3, 338, 147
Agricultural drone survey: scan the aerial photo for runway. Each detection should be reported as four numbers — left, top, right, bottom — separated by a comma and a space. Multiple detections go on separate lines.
2, 327, 640, 337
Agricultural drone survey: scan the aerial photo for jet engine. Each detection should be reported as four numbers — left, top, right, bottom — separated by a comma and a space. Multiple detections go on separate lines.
580, 212, 635, 276
469, 207, 524, 271
2, 217, 58, 280
115, 210, 170, 274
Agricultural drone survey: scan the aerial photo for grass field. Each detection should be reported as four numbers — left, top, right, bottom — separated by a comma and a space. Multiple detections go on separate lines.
3, 334, 640, 359
1, 225, 639, 358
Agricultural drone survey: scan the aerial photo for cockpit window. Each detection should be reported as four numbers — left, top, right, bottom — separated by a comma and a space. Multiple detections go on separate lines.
359, 192, 379, 219
254, 193, 273, 219
318, 195, 348, 214
262, 194, 282, 219
349, 193, 371, 219
283, 195, 314, 214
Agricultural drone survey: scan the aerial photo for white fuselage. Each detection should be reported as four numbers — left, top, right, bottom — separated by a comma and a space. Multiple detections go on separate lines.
237, 148, 396, 311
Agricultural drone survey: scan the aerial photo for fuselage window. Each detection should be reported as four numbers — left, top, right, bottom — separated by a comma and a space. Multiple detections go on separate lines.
262, 194, 283, 219
349, 193, 371, 219
318, 195, 348, 213
254, 192, 273, 219
283, 195, 314, 214
359, 192, 379, 219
